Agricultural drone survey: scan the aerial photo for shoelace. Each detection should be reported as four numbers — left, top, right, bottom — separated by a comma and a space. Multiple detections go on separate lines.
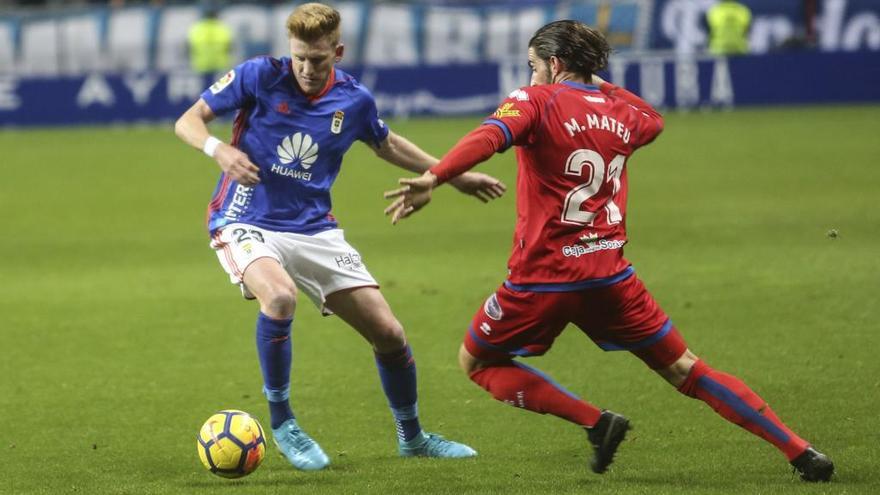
283, 426, 316, 452
423, 434, 457, 455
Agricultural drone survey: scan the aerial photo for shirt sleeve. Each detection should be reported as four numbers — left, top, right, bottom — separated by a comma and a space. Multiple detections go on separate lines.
200, 59, 260, 116
429, 124, 507, 184
599, 82, 664, 148
357, 89, 390, 147
481, 88, 542, 150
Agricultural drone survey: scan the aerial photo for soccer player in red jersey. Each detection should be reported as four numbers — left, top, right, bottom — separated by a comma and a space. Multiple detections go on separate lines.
384, 20, 834, 482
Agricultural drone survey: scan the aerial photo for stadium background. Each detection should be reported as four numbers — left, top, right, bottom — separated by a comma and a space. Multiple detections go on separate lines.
1, 1, 878, 494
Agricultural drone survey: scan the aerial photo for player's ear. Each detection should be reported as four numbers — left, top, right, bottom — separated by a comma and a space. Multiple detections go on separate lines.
335, 43, 344, 63
548, 56, 563, 81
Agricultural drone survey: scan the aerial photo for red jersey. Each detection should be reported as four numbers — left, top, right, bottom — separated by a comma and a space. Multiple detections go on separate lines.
432, 82, 663, 287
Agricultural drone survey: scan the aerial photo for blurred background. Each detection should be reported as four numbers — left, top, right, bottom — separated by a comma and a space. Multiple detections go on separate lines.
0, 0, 878, 126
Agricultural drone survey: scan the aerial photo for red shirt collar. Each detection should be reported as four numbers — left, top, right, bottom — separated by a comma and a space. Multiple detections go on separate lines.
290, 64, 337, 102
311, 69, 336, 101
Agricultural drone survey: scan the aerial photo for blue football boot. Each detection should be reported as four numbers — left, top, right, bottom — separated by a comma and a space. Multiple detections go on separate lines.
399, 431, 477, 458
272, 418, 330, 471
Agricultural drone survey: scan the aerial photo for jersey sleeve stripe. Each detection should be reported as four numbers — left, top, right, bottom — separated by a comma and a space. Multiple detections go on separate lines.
482, 119, 512, 150
206, 173, 232, 230
230, 105, 253, 147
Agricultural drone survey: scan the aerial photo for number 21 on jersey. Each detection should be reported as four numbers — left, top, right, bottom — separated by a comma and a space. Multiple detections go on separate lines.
561, 149, 625, 226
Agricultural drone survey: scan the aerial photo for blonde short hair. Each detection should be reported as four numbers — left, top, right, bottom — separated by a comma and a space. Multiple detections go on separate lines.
286, 3, 341, 44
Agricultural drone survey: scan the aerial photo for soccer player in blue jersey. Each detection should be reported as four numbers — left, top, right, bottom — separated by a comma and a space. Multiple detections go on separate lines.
174, 3, 505, 471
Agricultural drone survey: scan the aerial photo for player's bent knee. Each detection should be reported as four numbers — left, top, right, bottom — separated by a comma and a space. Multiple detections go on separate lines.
458, 344, 484, 376
370, 318, 406, 352
657, 349, 699, 388
260, 285, 297, 318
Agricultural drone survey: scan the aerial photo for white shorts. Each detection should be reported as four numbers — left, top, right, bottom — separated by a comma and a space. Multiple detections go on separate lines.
210, 223, 378, 314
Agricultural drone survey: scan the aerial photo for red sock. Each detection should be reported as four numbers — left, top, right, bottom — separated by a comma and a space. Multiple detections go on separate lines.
678, 360, 810, 460
469, 361, 602, 427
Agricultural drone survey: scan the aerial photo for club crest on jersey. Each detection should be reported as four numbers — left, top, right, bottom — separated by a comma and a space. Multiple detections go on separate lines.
494, 103, 521, 118
209, 70, 235, 94
330, 110, 344, 134
484, 294, 503, 321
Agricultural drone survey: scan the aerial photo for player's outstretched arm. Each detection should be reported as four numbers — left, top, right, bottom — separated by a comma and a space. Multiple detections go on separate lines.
174, 98, 261, 186
371, 131, 506, 203
383, 172, 438, 225
382, 124, 508, 224
448, 171, 507, 203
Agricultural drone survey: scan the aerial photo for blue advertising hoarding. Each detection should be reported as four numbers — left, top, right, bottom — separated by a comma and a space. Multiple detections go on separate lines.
0, 0, 877, 126
0, 1, 651, 77
1, 50, 878, 127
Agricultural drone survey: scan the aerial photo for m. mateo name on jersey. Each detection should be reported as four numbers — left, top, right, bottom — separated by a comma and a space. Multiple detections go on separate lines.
563, 113, 633, 144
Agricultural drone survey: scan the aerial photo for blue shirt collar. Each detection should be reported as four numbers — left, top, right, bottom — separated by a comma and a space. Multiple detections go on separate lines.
562, 80, 600, 91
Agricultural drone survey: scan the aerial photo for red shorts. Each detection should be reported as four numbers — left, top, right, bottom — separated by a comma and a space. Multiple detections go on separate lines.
463, 270, 687, 369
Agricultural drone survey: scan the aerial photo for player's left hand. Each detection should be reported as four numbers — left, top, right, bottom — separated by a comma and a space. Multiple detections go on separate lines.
383, 173, 437, 224
448, 172, 507, 203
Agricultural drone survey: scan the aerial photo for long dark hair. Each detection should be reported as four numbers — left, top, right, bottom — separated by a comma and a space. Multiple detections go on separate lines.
528, 20, 611, 79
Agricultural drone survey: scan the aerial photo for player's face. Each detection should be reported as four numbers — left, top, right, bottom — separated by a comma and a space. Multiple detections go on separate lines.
527, 47, 551, 86
289, 35, 343, 96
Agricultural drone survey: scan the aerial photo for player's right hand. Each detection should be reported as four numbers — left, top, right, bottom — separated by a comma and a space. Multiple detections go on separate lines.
383, 173, 437, 224
215, 144, 261, 186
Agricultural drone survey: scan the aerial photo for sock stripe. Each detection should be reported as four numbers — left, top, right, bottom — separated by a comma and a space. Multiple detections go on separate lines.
697, 375, 791, 444
256, 312, 294, 429
512, 361, 583, 402
263, 385, 290, 402
375, 345, 421, 441
395, 418, 421, 442
390, 404, 419, 421
469, 363, 602, 427
375, 345, 414, 368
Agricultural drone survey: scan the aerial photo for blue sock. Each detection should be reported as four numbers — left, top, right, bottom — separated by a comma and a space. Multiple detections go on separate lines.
375, 344, 422, 442
256, 312, 295, 429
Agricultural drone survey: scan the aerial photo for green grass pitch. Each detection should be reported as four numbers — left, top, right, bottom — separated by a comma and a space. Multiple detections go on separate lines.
1, 105, 878, 494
